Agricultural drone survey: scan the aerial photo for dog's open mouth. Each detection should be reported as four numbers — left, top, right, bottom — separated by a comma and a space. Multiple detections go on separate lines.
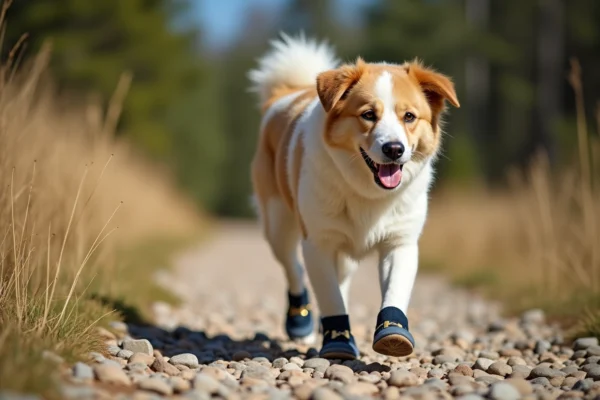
360, 148, 403, 190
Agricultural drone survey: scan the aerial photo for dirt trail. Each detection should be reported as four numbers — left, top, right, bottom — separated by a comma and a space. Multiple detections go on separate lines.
60, 221, 599, 400
159, 220, 499, 352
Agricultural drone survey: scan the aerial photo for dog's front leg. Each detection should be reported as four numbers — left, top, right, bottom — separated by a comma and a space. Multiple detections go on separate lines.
372, 243, 418, 357
301, 239, 360, 359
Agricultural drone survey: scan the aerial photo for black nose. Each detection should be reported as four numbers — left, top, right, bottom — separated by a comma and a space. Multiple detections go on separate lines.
381, 141, 405, 160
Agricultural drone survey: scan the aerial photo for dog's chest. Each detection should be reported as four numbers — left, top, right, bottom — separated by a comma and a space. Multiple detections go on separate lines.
302, 191, 424, 259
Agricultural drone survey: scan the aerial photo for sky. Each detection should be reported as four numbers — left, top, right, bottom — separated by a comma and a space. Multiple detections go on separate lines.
188, 0, 374, 51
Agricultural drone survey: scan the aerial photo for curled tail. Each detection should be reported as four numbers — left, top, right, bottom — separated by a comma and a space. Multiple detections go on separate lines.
247, 32, 339, 106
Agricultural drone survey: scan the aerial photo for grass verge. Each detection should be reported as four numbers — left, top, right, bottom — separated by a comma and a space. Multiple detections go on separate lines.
0, 18, 203, 398
420, 58, 600, 340
92, 232, 208, 325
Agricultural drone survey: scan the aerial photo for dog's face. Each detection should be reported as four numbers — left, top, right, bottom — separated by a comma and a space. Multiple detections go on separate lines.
316, 59, 459, 192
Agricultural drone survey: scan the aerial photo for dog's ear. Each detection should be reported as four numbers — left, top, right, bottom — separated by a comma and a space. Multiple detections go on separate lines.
317, 58, 365, 112
406, 61, 460, 116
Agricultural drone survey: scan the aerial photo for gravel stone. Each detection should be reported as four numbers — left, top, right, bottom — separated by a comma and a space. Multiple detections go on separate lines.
454, 364, 474, 377
510, 365, 532, 379
489, 382, 521, 400
138, 377, 173, 396
107, 346, 121, 357
449, 374, 474, 386
535, 340, 552, 355
303, 358, 330, 373
530, 377, 551, 387
572, 378, 593, 392
117, 350, 134, 360
324, 365, 354, 384
93, 364, 131, 386
241, 364, 275, 384
586, 365, 600, 380
193, 374, 221, 394
507, 357, 527, 367
474, 358, 494, 371
169, 376, 191, 393
169, 353, 199, 368
427, 368, 445, 379
475, 375, 502, 385
434, 355, 458, 365
573, 337, 599, 351
282, 363, 302, 371
587, 346, 600, 357
480, 351, 500, 360
122, 339, 153, 356
129, 353, 154, 366
388, 370, 418, 387
312, 387, 343, 400
342, 382, 379, 396
504, 378, 533, 395
529, 366, 567, 379
72, 362, 94, 381
488, 361, 512, 377
272, 358, 288, 369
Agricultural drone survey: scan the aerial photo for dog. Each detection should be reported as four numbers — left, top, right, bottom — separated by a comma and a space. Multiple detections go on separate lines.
248, 33, 459, 359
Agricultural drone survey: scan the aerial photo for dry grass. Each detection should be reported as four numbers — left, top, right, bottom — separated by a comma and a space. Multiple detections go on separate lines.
421, 59, 600, 338
0, 33, 202, 397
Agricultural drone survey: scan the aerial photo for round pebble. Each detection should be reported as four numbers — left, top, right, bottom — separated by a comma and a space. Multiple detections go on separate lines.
169, 353, 199, 368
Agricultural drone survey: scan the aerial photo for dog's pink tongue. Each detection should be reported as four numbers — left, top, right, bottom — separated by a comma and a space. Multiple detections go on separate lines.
378, 164, 402, 188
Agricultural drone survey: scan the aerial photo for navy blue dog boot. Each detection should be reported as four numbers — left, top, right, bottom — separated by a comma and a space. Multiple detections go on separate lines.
319, 314, 360, 360
372, 306, 415, 357
285, 289, 314, 340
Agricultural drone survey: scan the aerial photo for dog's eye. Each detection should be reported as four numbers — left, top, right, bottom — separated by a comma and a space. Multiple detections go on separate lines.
361, 110, 376, 122
404, 112, 416, 123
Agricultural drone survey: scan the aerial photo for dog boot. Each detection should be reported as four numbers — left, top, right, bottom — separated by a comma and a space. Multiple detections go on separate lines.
319, 314, 360, 360
285, 289, 314, 340
372, 306, 415, 357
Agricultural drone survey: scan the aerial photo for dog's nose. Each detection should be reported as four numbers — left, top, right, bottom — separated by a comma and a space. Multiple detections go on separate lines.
381, 142, 405, 160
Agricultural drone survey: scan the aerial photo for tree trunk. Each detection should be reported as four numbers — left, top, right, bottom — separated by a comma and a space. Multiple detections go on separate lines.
465, 0, 492, 183
532, 0, 564, 166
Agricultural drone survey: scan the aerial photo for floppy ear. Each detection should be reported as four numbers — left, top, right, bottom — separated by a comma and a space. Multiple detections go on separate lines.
406, 61, 460, 117
316, 58, 365, 112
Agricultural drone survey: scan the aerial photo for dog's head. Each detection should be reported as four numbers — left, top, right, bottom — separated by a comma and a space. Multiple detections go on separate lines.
316, 58, 459, 194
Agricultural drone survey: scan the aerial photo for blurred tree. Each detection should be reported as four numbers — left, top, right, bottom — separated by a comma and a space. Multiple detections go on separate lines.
3, 0, 226, 209
4, 0, 198, 156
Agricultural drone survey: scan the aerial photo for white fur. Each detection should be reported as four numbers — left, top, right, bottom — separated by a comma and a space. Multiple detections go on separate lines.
368, 72, 412, 164
265, 197, 305, 296
248, 32, 339, 105
293, 94, 432, 319
253, 35, 435, 325
298, 105, 431, 316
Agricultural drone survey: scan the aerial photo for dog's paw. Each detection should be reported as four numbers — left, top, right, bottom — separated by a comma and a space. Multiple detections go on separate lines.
285, 289, 314, 341
318, 314, 360, 360
372, 306, 415, 357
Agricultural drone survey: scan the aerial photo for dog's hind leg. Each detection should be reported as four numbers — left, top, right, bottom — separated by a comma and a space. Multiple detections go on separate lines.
264, 197, 315, 341
265, 198, 305, 295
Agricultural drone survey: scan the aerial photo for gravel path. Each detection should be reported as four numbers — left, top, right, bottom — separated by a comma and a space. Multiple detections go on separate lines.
58, 221, 600, 399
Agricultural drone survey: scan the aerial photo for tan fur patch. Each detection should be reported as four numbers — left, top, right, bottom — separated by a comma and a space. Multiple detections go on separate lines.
252, 87, 316, 237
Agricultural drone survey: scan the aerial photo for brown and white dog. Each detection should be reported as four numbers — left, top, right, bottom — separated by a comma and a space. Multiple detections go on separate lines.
248, 34, 459, 359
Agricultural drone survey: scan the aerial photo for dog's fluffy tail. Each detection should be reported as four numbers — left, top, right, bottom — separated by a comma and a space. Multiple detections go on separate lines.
248, 32, 339, 106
